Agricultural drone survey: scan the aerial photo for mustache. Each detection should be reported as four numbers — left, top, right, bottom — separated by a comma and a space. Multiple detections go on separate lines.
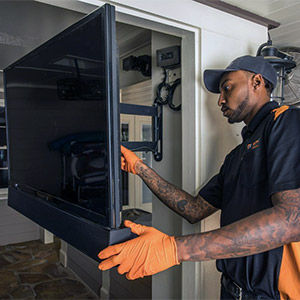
221, 105, 229, 112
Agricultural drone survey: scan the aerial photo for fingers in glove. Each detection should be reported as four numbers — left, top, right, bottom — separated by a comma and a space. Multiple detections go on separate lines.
121, 157, 126, 170
126, 272, 136, 280
98, 243, 124, 259
126, 266, 145, 280
117, 262, 131, 275
124, 251, 147, 280
98, 255, 121, 271
124, 220, 146, 235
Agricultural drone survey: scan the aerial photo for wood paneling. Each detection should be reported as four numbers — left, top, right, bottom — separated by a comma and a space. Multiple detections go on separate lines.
120, 79, 152, 106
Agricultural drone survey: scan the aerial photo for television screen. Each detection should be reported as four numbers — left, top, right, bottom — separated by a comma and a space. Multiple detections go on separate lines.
4, 3, 121, 236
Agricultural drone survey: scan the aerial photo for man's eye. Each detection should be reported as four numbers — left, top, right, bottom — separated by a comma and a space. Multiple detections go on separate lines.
224, 86, 230, 92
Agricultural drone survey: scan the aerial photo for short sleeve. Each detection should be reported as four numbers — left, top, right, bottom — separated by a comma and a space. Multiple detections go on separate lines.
198, 164, 224, 209
267, 108, 300, 195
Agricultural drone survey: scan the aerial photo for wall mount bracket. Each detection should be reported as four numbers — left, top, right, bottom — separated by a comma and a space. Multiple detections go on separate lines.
120, 103, 163, 161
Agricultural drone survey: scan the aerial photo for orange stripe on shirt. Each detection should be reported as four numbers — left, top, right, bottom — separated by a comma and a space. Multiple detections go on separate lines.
278, 242, 300, 299
272, 105, 289, 121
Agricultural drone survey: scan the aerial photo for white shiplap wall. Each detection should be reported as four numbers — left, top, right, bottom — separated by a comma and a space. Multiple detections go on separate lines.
0, 200, 40, 246
224, 0, 300, 47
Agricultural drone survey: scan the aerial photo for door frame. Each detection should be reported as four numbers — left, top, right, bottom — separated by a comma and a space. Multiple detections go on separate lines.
113, 8, 201, 299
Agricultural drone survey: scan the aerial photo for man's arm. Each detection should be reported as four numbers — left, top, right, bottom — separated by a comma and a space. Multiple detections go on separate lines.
176, 188, 300, 261
135, 160, 218, 224
99, 189, 300, 280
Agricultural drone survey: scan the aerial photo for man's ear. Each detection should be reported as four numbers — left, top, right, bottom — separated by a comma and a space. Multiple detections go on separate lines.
251, 73, 264, 90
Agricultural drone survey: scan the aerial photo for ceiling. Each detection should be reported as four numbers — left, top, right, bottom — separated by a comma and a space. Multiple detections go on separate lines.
222, 0, 300, 48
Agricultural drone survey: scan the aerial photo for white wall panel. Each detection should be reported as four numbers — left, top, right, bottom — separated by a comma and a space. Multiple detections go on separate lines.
0, 200, 39, 246
223, 0, 300, 49
198, 28, 267, 299
151, 30, 182, 300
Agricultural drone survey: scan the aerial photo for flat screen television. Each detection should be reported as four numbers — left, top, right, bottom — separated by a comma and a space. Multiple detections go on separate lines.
3, 4, 133, 260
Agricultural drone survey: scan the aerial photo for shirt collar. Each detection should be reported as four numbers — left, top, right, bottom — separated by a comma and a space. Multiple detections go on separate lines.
241, 101, 279, 140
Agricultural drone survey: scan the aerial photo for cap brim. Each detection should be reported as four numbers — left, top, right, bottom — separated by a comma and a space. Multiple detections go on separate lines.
204, 69, 235, 93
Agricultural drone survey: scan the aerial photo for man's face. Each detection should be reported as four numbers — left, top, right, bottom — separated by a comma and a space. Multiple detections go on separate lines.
218, 70, 252, 124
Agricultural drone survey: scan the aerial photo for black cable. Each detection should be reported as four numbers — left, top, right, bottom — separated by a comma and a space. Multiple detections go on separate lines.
167, 78, 181, 111
154, 68, 181, 111
154, 68, 169, 105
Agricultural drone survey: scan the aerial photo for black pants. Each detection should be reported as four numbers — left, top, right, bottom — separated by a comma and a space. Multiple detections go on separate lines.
220, 277, 270, 300
221, 287, 271, 300
221, 285, 236, 300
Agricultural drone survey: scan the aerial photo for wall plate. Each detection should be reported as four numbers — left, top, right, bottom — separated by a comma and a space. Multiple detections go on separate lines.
167, 68, 181, 84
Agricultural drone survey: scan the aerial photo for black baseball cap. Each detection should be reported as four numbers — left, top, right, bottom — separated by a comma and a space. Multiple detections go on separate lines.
204, 55, 277, 93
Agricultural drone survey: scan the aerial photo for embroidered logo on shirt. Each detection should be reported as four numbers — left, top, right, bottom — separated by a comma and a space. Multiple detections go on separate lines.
247, 139, 260, 150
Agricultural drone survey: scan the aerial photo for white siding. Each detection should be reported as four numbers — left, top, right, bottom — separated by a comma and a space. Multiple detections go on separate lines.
0, 199, 39, 245
199, 28, 264, 299
151, 31, 182, 300
223, 0, 300, 48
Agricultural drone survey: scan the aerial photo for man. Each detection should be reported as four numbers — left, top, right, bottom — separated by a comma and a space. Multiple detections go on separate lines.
99, 55, 300, 299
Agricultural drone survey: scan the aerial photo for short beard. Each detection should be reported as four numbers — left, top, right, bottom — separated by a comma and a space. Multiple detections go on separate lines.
228, 93, 249, 124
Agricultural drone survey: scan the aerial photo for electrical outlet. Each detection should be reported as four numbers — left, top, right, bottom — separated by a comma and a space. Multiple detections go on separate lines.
167, 68, 181, 84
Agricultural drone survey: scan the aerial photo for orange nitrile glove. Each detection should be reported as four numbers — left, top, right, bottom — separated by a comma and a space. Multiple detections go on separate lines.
98, 220, 180, 280
121, 145, 142, 175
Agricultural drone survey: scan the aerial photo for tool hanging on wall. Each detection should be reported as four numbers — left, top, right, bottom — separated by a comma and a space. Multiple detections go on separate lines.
154, 67, 181, 111
154, 46, 181, 111
257, 34, 296, 105
122, 55, 152, 77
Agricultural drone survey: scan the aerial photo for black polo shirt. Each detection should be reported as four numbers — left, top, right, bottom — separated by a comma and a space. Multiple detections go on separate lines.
199, 101, 300, 299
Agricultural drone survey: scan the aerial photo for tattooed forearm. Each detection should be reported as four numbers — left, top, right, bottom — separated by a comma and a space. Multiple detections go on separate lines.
273, 189, 300, 226
135, 161, 217, 223
177, 200, 188, 212
175, 188, 300, 262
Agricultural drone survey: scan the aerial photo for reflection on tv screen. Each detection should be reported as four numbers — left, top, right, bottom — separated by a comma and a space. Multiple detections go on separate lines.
5, 10, 110, 219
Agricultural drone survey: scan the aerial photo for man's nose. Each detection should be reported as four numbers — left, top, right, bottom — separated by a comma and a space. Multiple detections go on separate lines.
218, 92, 226, 107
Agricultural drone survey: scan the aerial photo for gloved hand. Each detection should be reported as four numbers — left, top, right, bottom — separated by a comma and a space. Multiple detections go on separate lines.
121, 145, 142, 175
98, 220, 180, 280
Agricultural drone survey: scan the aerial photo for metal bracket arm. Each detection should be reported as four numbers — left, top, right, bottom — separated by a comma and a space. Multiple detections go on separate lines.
120, 103, 162, 161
